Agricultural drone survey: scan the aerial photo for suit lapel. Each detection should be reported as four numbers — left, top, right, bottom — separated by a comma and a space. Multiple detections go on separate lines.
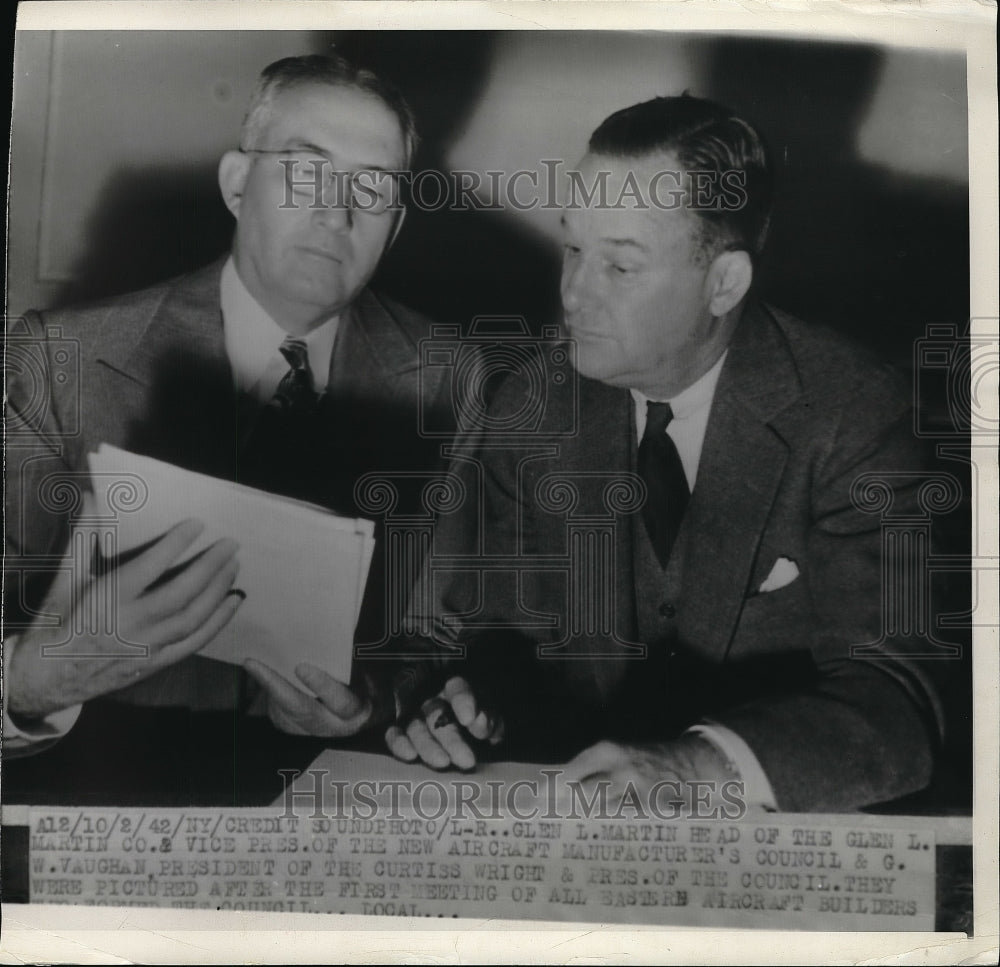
95, 258, 229, 388
674, 303, 802, 662
94, 258, 237, 478
329, 288, 423, 392
578, 378, 638, 652
547, 379, 642, 702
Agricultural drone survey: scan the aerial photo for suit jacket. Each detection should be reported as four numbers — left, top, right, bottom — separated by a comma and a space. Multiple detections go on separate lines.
5, 257, 455, 711
406, 302, 946, 812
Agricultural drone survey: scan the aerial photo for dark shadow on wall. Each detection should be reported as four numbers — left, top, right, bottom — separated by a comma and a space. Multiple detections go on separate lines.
51, 166, 234, 309
53, 32, 562, 332
700, 37, 970, 365
332, 31, 563, 334
703, 38, 972, 815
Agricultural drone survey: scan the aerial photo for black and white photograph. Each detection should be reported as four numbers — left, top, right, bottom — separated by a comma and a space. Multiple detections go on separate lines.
2, 1, 996, 963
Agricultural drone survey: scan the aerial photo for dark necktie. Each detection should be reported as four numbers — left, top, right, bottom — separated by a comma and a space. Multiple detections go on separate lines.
638, 401, 690, 569
238, 336, 321, 498
270, 336, 318, 413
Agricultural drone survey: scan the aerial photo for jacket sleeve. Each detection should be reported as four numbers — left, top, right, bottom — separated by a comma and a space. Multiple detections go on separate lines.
3, 311, 84, 749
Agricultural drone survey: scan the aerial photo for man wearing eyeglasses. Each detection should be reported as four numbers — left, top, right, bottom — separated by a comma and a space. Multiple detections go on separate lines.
5, 55, 453, 755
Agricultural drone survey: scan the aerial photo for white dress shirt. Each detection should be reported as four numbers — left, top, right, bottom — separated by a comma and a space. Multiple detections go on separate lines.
631, 351, 778, 811
221, 257, 340, 404
4, 259, 340, 753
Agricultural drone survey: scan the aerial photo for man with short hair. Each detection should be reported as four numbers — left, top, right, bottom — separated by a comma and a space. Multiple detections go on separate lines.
387, 95, 945, 812
4, 55, 453, 752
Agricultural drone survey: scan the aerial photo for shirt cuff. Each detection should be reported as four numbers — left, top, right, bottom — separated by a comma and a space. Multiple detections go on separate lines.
2, 634, 82, 755
687, 722, 778, 811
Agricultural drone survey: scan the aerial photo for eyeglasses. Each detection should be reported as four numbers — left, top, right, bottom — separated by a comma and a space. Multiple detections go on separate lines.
240, 148, 402, 216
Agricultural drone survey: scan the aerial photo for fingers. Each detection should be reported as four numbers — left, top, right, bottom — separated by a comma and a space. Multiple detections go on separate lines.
117, 518, 207, 598
384, 676, 501, 769
246, 658, 315, 713
138, 537, 240, 620
155, 588, 244, 667
384, 719, 471, 770
385, 696, 478, 770
440, 676, 499, 742
485, 713, 506, 746
549, 741, 622, 813
383, 713, 495, 769
441, 676, 478, 727
403, 715, 454, 770
295, 664, 366, 719
421, 696, 477, 769
385, 724, 419, 762
244, 659, 316, 735
145, 553, 241, 647
245, 660, 373, 738
560, 739, 622, 784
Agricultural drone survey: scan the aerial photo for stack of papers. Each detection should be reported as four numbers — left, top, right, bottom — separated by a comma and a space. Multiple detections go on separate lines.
88, 444, 375, 689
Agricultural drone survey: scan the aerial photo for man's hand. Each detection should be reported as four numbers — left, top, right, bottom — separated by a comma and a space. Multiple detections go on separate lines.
9, 495, 243, 721
244, 660, 373, 738
384, 676, 504, 770
553, 734, 741, 814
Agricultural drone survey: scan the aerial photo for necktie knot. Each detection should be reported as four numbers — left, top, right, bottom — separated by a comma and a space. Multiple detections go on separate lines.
271, 335, 317, 411
643, 401, 675, 442
279, 336, 310, 373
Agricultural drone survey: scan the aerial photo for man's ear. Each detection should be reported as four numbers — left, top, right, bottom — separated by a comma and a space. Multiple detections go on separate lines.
705, 249, 753, 317
218, 150, 251, 218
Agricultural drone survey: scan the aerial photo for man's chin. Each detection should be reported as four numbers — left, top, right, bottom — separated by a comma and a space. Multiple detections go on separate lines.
571, 354, 626, 387
285, 277, 357, 316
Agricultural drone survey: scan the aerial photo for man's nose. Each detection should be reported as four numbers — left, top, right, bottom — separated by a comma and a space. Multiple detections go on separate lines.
313, 198, 352, 233
560, 259, 588, 313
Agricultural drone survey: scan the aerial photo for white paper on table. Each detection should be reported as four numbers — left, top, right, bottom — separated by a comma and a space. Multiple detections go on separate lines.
88, 444, 375, 688
272, 749, 550, 809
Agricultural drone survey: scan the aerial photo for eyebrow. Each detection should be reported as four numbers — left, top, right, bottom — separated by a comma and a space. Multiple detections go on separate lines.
559, 216, 649, 253
600, 238, 648, 252
282, 139, 396, 172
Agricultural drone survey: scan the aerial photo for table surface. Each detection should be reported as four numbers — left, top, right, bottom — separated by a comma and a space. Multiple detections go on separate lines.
2, 699, 974, 816
1, 701, 975, 933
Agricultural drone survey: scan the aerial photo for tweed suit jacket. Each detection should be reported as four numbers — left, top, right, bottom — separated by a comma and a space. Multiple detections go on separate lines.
409, 302, 946, 812
5, 257, 455, 713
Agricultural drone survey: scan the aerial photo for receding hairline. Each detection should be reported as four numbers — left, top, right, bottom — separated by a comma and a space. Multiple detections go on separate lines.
240, 75, 414, 166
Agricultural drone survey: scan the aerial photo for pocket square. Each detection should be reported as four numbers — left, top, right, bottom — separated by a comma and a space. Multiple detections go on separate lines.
758, 557, 799, 594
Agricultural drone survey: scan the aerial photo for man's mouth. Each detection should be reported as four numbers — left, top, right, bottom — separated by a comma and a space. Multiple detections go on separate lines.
564, 321, 610, 341
300, 246, 344, 264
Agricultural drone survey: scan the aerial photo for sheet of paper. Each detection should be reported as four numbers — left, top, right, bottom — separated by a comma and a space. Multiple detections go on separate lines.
88, 444, 376, 686
273, 749, 543, 804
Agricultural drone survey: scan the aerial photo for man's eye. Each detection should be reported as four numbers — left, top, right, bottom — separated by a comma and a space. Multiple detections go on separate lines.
610, 263, 632, 275
563, 245, 581, 257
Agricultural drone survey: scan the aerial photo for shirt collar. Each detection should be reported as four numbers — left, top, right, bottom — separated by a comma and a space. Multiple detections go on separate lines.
220, 257, 340, 396
630, 349, 729, 421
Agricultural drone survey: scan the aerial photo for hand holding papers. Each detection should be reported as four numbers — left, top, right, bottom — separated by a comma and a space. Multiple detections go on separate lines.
88, 444, 375, 690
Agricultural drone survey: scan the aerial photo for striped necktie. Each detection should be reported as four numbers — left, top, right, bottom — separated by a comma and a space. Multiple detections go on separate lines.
268, 335, 318, 412
238, 335, 321, 498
